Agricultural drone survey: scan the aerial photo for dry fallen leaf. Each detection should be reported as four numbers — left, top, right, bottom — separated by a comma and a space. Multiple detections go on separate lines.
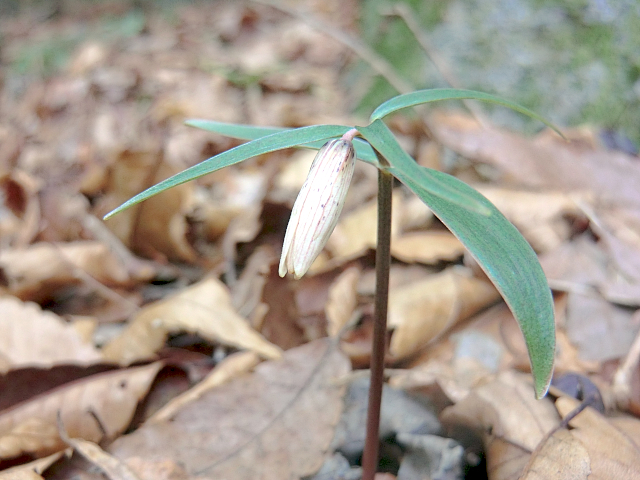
100, 149, 196, 263
0, 241, 154, 302
325, 267, 360, 337
520, 428, 590, 480
0, 170, 41, 248
230, 245, 276, 330
390, 231, 465, 265
0, 451, 65, 480
541, 236, 640, 363
441, 371, 560, 480
318, 191, 404, 271
0, 297, 102, 373
477, 187, 587, 253
429, 111, 640, 206
149, 351, 261, 423
60, 436, 141, 480
0, 363, 162, 460
102, 277, 281, 364
555, 396, 640, 479
0, 467, 44, 480
388, 267, 500, 359
108, 339, 350, 480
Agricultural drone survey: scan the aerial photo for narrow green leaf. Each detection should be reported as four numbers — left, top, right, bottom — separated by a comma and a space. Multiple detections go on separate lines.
185, 119, 288, 139
104, 125, 351, 219
186, 119, 381, 166
370, 88, 564, 137
359, 120, 555, 398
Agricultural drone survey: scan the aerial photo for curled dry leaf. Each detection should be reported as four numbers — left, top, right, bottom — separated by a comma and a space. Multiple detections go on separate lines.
0, 297, 102, 373
102, 277, 281, 365
100, 149, 196, 263
388, 267, 500, 359
0, 241, 154, 302
555, 396, 640, 479
441, 371, 560, 480
0, 363, 162, 460
108, 339, 350, 480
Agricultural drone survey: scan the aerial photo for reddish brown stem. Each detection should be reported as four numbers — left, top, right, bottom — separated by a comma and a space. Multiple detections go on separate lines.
361, 168, 393, 480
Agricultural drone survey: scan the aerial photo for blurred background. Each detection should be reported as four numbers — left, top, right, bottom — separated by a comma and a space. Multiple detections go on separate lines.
2, 0, 639, 146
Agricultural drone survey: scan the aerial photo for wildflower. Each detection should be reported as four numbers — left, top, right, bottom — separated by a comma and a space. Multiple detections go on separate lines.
279, 137, 356, 278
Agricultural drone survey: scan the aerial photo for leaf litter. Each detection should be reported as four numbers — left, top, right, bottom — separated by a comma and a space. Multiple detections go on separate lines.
0, 1, 640, 479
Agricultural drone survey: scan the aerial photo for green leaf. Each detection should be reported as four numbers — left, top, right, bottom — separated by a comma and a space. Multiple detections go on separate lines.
103, 124, 352, 220
370, 88, 564, 137
185, 119, 288, 139
186, 119, 381, 166
185, 119, 487, 213
359, 120, 555, 398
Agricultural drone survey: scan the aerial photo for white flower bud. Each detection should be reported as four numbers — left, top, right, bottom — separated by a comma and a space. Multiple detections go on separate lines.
279, 138, 356, 278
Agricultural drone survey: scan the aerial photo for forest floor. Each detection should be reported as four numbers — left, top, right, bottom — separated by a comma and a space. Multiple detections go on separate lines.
1, 1, 639, 479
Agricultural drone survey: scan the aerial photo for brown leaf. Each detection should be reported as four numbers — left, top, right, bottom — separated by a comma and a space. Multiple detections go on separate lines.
108, 339, 350, 480
0, 467, 43, 480
230, 246, 276, 329
441, 371, 560, 480
0, 452, 65, 480
388, 267, 500, 359
149, 351, 261, 423
541, 236, 639, 363
0, 363, 162, 460
556, 396, 640, 479
325, 267, 360, 337
124, 458, 189, 480
99, 149, 196, 263
520, 428, 590, 480
0, 170, 41, 248
102, 278, 281, 364
477, 187, 588, 253
61, 437, 141, 480
390, 231, 464, 264
429, 111, 640, 206
316, 191, 405, 273
0, 297, 102, 373
0, 241, 153, 302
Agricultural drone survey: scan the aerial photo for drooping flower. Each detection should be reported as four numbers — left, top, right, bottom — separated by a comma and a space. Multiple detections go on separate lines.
279, 137, 356, 278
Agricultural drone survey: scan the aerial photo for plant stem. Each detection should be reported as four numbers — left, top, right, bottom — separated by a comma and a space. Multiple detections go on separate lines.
361, 168, 393, 480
